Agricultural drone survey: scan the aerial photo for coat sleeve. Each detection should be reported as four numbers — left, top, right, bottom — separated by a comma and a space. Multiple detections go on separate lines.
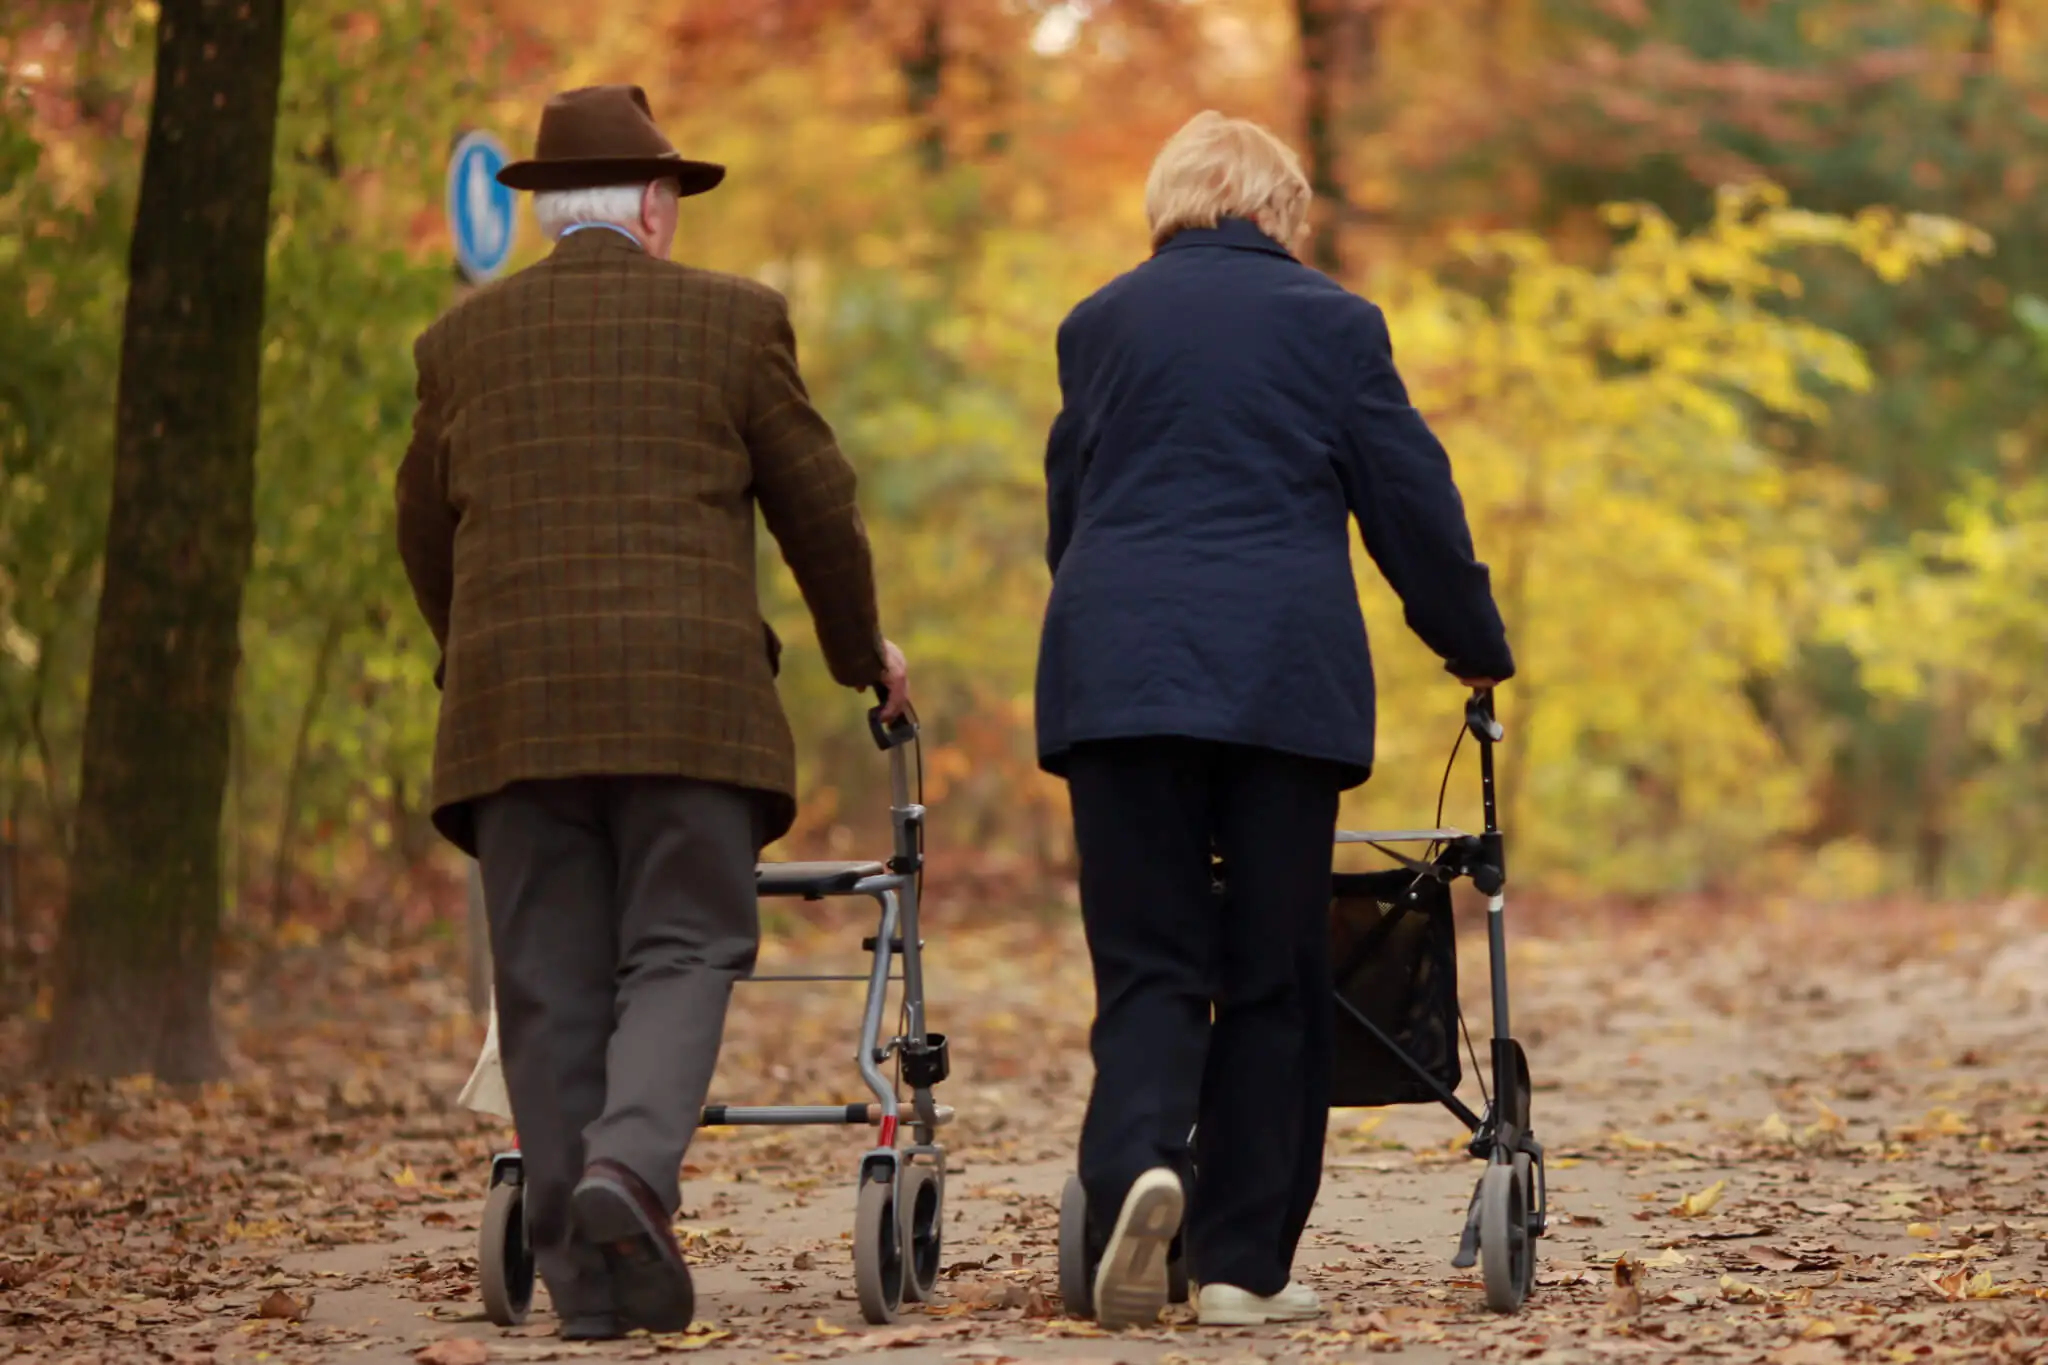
396, 330, 457, 681
1044, 315, 1087, 576
743, 295, 888, 689
1335, 303, 1516, 683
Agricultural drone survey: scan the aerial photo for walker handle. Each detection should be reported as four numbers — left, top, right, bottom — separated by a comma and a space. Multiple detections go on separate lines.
868, 685, 919, 751
1465, 687, 1503, 744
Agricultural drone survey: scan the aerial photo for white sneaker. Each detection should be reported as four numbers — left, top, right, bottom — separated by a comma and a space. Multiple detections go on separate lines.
1092, 1169, 1185, 1329
1196, 1280, 1324, 1325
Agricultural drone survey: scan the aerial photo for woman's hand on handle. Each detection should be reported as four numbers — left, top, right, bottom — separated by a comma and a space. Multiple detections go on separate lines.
877, 640, 911, 722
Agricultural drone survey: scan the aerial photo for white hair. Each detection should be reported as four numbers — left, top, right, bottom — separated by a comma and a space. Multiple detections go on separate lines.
531, 182, 673, 241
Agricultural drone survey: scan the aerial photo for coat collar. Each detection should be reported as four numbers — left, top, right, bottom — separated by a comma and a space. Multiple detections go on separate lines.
1153, 217, 1296, 260
549, 224, 647, 260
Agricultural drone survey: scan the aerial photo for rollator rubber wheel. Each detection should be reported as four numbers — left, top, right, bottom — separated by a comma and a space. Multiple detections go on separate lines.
854, 1171, 905, 1324
1513, 1152, 1540, 1299
1057, 1173, 1190, 1318
1057, 1174, 1092, 1317
1479, 1162, 1530, 1313
479, 1173, 534, 1326
899, 1164, 944, 1303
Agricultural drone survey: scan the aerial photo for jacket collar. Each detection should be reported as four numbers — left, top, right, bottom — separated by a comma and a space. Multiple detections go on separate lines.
550, 224, 647, 260
1154, 217, 1296, 260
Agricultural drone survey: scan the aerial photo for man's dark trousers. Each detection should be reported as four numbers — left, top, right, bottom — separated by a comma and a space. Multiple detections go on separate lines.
475, 776, 761, 1320
1066, 738, 1340, 1298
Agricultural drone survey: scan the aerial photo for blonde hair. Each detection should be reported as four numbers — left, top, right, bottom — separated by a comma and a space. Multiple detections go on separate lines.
1144, 111, 1312, 252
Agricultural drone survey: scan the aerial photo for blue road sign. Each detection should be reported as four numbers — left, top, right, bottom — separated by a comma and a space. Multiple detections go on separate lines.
447, 129, 516, 284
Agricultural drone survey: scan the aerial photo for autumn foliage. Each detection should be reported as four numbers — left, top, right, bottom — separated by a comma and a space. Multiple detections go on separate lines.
4, 0, 2048, 953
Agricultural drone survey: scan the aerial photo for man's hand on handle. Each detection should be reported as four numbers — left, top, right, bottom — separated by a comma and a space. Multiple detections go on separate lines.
1459, 678, 1500, 690
877, 640, 911, 722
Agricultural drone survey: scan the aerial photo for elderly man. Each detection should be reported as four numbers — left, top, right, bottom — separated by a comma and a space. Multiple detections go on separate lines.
397, 84, 909, 1340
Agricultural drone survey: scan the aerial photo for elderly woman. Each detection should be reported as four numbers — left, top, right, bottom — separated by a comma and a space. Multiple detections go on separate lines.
1038, 112, 1516, 1329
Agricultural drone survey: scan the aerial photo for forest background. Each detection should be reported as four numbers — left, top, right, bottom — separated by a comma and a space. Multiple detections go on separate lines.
4, 0, 2048, 997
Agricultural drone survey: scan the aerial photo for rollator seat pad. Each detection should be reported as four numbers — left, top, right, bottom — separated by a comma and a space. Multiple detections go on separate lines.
756, 860, 890, 898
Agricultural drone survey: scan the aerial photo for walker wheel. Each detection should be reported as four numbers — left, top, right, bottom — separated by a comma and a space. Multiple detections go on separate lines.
479, 1169, 534, 1326
1479, 1162, 1532, 1313
1057, 1174, 1091, 1317
1514, 1152, 1541, 1294
1056, 1173, 1189, 1319
900, 1163, 944, 1303
854, 1170, 904, 1324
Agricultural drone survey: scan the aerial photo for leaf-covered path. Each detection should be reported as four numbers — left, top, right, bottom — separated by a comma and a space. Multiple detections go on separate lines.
6, 895, 2048, 1364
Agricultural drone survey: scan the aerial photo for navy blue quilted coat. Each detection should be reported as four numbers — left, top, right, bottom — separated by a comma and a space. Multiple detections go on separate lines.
1035, 218, 1515, 782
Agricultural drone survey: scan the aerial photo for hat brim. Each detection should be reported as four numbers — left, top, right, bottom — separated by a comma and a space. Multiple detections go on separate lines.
496, 156, 726, 196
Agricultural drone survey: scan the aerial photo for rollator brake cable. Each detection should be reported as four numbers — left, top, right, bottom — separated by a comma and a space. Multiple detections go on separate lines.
1435, 714, 1490, 1113
1359, 716, 1468, 876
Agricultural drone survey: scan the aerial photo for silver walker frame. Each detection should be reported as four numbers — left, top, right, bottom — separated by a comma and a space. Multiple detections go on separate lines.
477, 693, 952, 1328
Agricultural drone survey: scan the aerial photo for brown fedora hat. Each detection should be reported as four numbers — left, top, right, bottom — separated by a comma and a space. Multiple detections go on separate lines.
496, 85, 725, 196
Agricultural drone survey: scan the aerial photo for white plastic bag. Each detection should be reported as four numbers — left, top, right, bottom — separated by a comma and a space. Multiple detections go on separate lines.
458, 994, 514, 1120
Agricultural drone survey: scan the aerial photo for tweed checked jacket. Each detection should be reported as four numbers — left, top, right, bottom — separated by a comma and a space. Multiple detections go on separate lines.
397, 226, 887, 854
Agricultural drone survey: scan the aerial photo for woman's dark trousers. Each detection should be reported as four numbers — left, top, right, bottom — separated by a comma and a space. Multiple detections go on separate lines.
1066, 738, 1340, 1298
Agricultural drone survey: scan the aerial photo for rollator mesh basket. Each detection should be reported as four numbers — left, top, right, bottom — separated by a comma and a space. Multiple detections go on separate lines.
1327, 869, 1461, 1107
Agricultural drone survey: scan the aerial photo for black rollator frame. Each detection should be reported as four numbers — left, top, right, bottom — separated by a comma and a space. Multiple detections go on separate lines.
1326, 689, 1545, 1312
1054, 690, 1546, 1316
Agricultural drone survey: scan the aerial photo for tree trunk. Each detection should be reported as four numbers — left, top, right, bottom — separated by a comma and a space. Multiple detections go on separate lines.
268, 614, 343, 928
1295, 0, 1349, 276
42, 0, 286, 1082
901, 3, 946, 177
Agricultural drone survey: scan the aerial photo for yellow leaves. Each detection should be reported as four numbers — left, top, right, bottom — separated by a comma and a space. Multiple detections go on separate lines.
1719, 1273, 1776, 1304
813, 1319, 848, 1337
654, 1325, 733, 1350
1353, 185, 1990, 894
1671, 1179, 1728, 1218
392, 1165, 419, 1188
1920, 1268, 2020, 1302
225, 1219, 290, 1241
1906, 1223, 1939, 1239
1607, 1131, 1670, 1153
275, 920, 320, 950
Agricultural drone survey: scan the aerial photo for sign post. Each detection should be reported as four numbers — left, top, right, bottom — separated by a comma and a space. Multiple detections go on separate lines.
446, 128, 516, 1016
447, 129, 517, 286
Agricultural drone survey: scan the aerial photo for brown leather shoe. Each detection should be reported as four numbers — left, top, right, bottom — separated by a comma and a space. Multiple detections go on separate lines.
570, 1160, 694, 1334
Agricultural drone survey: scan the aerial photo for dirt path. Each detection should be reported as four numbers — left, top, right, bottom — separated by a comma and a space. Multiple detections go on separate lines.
6, 897, 2048, 1364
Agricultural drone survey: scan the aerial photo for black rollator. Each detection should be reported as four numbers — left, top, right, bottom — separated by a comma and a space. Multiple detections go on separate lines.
1055, 689, 1546, 1314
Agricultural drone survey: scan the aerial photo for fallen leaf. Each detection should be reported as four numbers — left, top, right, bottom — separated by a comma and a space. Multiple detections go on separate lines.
1905, 1222, 1939, 1239
814, 1319, 848, 1336
1609, 1131, 1668, 1152
1773, 1343, 1847, 1364
416, 1343, 489, 1365
1921, 1268, 2015, 1302
1757, 1112, 1794, 1144
1719, 1274, 1772, 1304
792, 1251, 815, 1271
394, 1165, 420, 1188
1672, 1179, 1728, 1218
1738, 1246, 1837, 1272
1607, 1255, 1644, 1319
254, 1290, 310, 1322
651, 1328, 733, 1350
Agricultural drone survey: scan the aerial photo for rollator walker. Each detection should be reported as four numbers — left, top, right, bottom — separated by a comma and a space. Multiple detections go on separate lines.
1057, 689, 1545, 1315
476, 690, 952, 1327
